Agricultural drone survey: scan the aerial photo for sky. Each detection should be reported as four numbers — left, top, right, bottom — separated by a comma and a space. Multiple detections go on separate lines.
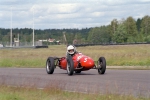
0, 0, 150, 29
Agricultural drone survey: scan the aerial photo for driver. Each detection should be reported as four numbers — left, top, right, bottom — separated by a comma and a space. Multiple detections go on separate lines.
66, 45, 82, 57
67, 45, 77, 56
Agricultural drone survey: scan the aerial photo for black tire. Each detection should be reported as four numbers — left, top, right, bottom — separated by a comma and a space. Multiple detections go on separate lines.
67, 55, 74, 76
46, 57, 55, 74
98, 57, 106, 74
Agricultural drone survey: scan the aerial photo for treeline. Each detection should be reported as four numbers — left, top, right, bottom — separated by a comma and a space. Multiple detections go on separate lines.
0, 15, 150, 45
87, 15, 150, 44
0, 28, 91, 45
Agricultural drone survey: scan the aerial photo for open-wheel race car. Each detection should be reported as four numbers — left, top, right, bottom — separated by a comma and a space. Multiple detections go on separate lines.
46, 52, 106, 76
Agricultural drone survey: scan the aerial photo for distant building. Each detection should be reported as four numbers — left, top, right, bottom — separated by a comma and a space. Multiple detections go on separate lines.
48, 39, 55, 42
38, 38, 60, 45
39, 40, 47, 42
0, 44, 3, 47
14, 38, 19, 47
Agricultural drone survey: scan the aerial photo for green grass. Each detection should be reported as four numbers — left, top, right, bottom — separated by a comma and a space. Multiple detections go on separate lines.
0, 44, 150, 68
0, 85, 149, 100
0, 58, 43, 67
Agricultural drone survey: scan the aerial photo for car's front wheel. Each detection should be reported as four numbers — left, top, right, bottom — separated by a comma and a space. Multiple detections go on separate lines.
67, 55, 74, 76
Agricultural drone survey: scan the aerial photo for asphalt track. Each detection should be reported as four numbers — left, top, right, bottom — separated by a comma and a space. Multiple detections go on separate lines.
0, 67, 149, 97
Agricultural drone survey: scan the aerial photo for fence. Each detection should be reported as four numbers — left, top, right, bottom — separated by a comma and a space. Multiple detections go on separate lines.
74, 42, 150, 47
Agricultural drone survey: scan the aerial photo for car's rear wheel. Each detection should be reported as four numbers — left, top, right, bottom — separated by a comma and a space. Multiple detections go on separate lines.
98, 57, 106, 74
46, 57, 55, 74
67, 55, 74, 76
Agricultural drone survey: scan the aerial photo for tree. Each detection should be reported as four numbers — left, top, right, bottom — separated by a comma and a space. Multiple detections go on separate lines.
66, 32, 74, 44
109, 19, 118, 41
141, 15, 150, 36
136, 18, 142, 33
145, 35, 150, 43
0, 29, 1, 42
125, 16, 138, 42
74, 32, 82, 44
112, 23, 128, 43
87, 26, 110, 44
87, 28, 97, 43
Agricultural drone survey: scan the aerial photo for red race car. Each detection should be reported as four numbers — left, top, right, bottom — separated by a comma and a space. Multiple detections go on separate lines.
46, 53, 106, 76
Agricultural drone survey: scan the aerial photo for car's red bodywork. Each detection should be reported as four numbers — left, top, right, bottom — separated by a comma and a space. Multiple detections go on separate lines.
59, 53, 95, 71
46, 52, 106, 76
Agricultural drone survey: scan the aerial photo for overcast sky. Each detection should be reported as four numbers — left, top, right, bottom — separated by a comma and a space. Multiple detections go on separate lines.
0, 0, 150, 29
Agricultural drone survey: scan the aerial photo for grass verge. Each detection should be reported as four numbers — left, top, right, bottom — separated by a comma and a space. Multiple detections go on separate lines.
0, 85, 149, 100
0, 44, 150, 68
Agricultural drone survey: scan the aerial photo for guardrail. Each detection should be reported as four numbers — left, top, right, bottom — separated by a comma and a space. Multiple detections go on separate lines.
0, 45, 48, 49
74, 42, 150, 47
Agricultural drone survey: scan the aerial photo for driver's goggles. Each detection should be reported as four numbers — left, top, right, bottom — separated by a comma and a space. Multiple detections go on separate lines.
68, 49, 74, 52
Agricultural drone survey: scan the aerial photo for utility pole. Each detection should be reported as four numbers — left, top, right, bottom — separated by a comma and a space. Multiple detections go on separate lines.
10, 6, 12, 47
18, 33, 19, 46
32, 8, 35, 46
63, 31, 67, 45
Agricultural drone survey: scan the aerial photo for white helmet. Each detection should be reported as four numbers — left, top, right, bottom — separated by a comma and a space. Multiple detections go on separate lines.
67, 45, 76, 55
